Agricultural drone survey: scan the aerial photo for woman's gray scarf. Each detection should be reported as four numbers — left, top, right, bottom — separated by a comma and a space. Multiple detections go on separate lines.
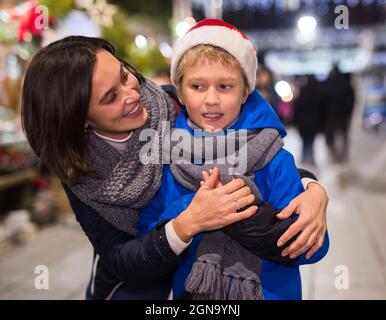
169, 128, 283, 300
66, 78, 175, 236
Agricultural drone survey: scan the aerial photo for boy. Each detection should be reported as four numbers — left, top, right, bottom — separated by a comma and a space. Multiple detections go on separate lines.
139, 19, 329, 300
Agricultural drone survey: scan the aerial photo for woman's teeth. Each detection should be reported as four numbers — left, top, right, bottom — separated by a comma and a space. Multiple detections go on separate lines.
124, 103, 140, 117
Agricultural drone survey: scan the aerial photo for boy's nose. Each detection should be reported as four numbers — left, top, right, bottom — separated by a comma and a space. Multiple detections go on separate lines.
205, 88, 220, 106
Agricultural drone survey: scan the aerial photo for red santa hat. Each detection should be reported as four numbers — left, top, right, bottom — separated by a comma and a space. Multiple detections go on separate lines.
170, 18, 257, 93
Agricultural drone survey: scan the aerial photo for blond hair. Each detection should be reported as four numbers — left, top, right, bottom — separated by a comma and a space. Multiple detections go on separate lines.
175, 44, 249, 91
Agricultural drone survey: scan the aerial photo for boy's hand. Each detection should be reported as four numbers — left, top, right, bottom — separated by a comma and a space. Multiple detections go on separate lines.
201, 168, 223, 188
276, 182, 328, 260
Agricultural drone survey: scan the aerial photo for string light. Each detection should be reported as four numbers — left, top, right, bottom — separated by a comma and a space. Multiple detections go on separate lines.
191, 0, 379, 12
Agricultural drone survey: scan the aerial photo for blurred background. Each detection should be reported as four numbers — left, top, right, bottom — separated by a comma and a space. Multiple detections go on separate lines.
0, 0, 385, 300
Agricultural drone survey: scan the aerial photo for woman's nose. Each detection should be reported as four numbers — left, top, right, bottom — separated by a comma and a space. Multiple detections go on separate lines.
122, 86, 140, 103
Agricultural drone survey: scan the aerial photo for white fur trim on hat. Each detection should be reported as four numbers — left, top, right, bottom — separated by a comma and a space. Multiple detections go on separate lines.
170, 22, 257, 93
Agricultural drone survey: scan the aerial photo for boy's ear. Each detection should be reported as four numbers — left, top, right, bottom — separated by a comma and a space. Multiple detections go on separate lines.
242, 87, 249, 104
176, 87, 185, 105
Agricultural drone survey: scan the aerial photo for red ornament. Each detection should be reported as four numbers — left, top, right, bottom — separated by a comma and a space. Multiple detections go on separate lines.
9, 1, 55, 43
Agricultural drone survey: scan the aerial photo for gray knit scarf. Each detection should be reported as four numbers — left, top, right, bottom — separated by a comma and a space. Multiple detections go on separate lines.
66, 78, 175, 236
169, 128, 283, 300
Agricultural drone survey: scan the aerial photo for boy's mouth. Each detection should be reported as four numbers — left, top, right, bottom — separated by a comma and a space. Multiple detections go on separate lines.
202, 113, 224, 121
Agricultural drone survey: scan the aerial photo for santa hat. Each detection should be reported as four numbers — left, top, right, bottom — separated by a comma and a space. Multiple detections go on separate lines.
170, 19, 257, 93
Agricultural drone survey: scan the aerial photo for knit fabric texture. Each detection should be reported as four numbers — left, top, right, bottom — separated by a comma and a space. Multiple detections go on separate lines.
66, 78, 175, 236
169, 128, 283, 300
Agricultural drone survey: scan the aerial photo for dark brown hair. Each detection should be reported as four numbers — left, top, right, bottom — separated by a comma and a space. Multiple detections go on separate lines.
21, 36, 144, 182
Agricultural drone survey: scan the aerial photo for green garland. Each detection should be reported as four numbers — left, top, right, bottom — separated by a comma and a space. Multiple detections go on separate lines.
37, 0, 75, 18
102, 11, 169, 77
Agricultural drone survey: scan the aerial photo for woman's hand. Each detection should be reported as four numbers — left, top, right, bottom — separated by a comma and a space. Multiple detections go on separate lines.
173, 167, 257, 242
276, 182, 328, 260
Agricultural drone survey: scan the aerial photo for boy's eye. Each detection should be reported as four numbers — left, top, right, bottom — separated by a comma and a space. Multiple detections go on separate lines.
191, 84, 204, 90
219, 84, 233, 90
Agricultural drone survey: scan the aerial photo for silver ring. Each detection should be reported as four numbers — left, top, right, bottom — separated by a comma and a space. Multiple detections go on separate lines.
235, 200, 240, 211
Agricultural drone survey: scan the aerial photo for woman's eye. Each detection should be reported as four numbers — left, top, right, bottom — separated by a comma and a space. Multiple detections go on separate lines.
106, 92, 117, 104
121, 70, 129, 84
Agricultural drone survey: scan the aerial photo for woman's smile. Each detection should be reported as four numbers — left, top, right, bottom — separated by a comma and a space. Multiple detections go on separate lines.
123, 101, 144, 119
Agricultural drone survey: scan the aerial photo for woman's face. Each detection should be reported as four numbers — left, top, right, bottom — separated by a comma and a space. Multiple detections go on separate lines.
86, 50, 148, 139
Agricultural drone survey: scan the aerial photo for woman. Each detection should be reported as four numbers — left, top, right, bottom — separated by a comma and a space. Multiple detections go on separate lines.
21, 36, 328, 299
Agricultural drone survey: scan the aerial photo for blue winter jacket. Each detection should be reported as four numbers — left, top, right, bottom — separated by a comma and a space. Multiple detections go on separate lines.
138, 90, 329, 300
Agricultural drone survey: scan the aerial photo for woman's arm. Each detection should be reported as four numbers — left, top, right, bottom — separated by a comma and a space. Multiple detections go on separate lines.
63, 170, 257, 284
201, 153, 329, 266
63, 184, 182, 285
260, 150, 329, 264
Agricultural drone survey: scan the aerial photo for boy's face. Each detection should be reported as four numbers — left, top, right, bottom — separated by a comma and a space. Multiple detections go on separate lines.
178, 58, 248, 132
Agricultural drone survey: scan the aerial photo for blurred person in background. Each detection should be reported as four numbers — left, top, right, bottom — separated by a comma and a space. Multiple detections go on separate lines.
324, 65, 355, 165
255, 59, 283, 121
293, 75, 324, 169
256, 65, 280, 114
